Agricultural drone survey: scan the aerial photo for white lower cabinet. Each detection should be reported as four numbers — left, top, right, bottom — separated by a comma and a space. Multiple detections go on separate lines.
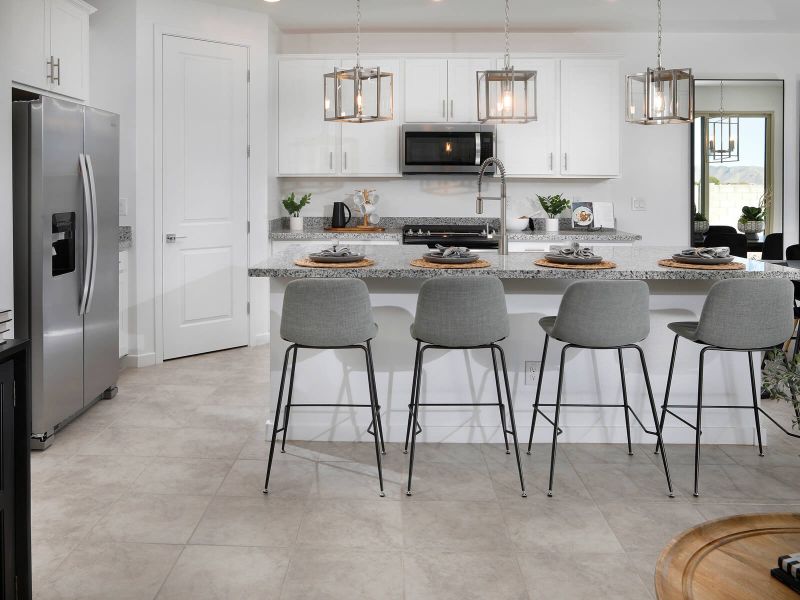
508, 241, 633, 253
118, 251, 128, 358
271, 240, 400, 254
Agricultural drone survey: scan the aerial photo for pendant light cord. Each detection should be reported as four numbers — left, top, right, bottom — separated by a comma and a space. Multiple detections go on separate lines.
719, 80, 725, 115
504, 0, 511, 69
355, 0, 361, 68
656, 0, 663, 69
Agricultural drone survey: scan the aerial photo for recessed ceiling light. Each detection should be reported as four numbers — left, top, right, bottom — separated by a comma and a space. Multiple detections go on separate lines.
263, 0, 280, 3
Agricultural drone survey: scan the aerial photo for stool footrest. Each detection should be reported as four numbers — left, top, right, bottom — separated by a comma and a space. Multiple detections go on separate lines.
284, 403, 373, 408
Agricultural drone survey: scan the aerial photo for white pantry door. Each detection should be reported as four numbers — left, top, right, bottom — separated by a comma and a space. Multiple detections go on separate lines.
162, 36, 249, 360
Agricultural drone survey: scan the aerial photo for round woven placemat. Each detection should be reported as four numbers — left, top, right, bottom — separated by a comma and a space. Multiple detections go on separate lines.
294, 258, 375, 268
410, 258, 491, 270
534, 258, 617, 270
657, 259, 745, 271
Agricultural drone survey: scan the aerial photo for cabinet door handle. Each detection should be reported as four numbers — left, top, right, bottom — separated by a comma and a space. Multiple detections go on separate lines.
450, 99, 454, 118
344, 151, 347, 171
563, 153, 568, 171
53, 57, 61, 85
442, 99, 446, 119
46, 55, 54, 83
329, 151, 333, 170
549, 152, 553, 172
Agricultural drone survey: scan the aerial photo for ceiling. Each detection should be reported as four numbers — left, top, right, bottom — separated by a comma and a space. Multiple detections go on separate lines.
209, 0, 800, 34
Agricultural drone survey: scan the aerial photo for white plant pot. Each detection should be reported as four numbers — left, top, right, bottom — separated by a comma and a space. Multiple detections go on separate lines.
545, 218, 560, 232
289, 216, 303, 232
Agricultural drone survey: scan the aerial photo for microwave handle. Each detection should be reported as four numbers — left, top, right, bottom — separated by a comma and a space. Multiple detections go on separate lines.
475, 132, 481, 166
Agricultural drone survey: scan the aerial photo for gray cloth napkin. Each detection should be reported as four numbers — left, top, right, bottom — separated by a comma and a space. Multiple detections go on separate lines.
433, 244, 472, 258
554, 242, 596, 258
316, 245, 354, 256
680, 247, 730, 259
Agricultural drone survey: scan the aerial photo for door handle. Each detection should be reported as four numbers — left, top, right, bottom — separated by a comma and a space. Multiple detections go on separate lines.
85, 155, 99, 312
46, 56, 55, 83
166, 233, 188, 243
78, 154, 93, 316
549, 152, 554, 172
343, 151, 347, 171
442, 99, 446, 119
563, 153, 568, 171
329, 151, 333, 170
53, 57, 61, 85
450, 99, 454, 118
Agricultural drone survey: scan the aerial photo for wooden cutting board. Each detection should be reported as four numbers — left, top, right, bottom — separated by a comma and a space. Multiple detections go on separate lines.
656, 513, 800, 600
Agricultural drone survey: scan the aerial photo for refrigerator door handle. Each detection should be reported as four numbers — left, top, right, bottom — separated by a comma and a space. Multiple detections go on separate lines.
85, 154, 100, 313
78, 153, 93, 316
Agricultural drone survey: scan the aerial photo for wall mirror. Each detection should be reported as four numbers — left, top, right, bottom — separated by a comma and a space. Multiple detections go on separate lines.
690, 78, 784, 257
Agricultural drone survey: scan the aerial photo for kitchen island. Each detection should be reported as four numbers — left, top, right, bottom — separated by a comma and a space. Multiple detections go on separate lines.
251, 245, 799, 446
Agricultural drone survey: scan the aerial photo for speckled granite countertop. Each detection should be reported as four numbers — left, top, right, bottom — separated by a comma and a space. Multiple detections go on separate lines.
269, 217, 641, 243
251, 245, 799, 280
119, 226, 132, 250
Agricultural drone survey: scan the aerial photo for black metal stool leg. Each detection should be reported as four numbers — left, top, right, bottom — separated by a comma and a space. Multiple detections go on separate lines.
655, 335, 679, 454
280, 346, 298, 453
693, 347, 708, 497
495, 345, 527, 497
747, 351, 765, 457
491, 346, 510, 454
365, 341, 386, 455
527, 335, 549, 455
263, 345, 293, 494
406, 345, 427, 496
404, 341, 422, 455
362, 345, 385, 497
634, 345, 675, 497
618, 348, 633, 456
548, 345, 570, 497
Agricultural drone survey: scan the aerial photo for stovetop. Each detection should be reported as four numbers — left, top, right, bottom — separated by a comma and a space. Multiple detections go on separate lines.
402, 223, 499, 249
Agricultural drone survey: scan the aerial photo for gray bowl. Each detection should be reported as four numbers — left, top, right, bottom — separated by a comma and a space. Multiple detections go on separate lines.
671, 254, 734, 265
424, 253, 479, 264
544, 254, 603, 265
308, 253, 366, 263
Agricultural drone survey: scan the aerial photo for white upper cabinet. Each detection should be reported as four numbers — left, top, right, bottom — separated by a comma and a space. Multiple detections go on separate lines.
446, 58, 492, 122
340, 58, 402, 176
404, 58, 492, 122
278, 58, 339, 176
404, 58, 449, 122
560, 58, 620, 177
496, 58, 559, 177
10, 0, 94, 100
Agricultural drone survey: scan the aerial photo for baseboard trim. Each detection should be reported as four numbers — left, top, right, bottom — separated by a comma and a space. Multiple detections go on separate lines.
122, 352, 156, 368
253, 332, 269, 346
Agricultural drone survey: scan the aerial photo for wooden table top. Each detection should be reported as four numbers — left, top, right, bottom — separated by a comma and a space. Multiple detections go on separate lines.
656, 513, 800, 600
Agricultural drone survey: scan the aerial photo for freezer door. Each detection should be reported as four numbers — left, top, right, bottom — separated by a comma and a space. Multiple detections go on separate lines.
82, 107, 120, 404
27, 97, 87, 434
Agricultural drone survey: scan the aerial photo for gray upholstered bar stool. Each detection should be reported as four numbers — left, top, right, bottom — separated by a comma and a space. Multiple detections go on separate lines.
526, 280, 674, 497
403, 276, 527, 497
654, 278, 795, 497
262, 278, 386, 497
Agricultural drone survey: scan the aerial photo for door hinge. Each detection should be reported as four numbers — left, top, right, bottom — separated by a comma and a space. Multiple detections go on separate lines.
247, 301, 250, 315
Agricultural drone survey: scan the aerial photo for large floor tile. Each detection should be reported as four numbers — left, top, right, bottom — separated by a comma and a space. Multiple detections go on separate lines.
280, 549, 403, 600
562, 443, 654, 466
156, 545, 289, 600
404, 550, 528, 600
35, 454, 151, 492
313, 460, 402, 499
403, 460, 497, 501
219, 457, 315, 497
36, 542, 182, 600
157, 427, 248, 459
75, 426, 168, 456
190, 495, 305, 547
573, 462, 678, 502
596, 501, 706, 553
31, 487, 123, 541
402, 501, 511, 550
134, 457, 233, 495
297, 499, 403, 549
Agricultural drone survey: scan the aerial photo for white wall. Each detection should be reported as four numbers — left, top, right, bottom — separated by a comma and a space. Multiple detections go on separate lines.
0, 0, 14, 320
133, 0, 271, 364
279, 31, 800, 246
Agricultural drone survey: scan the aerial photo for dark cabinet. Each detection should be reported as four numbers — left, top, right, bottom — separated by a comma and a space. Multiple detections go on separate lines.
0, 340, 31, 600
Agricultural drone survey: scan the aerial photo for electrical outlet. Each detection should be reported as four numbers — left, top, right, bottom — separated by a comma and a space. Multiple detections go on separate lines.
524, 361, 541, 386
119, 197, 128, 217
631, 196, 647, 211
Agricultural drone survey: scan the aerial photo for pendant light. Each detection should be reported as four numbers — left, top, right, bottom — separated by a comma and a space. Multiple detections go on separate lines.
708, 80, 739, 163
626, 0, 693, 124
476, 0, 537, 123
323, 0, 393, 123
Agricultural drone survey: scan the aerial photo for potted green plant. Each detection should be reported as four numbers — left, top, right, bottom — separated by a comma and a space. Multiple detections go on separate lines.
537, 194, 571, 232
693, 212, 709, 234
737, 189, 771, 238
761, 350, 800, 429
283, 192, 312, 231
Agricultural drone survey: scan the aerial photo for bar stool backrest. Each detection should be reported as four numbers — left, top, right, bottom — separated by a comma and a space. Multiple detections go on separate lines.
695, 279, 794, 349
412, 276, 509, 347
280, 278, 376, 347
551, 281, 650, 347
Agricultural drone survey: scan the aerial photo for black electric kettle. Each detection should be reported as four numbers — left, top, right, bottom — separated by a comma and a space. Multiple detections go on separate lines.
331, 202, 352, 228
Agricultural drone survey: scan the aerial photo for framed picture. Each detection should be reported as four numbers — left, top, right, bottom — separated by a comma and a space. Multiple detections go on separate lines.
571, 202, 594, 228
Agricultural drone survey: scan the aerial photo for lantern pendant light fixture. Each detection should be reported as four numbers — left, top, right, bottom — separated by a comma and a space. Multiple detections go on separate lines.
626, 0, 693, 124
476, 0, 537, 123
323, 0, 393, 123
708, 80, 739, 163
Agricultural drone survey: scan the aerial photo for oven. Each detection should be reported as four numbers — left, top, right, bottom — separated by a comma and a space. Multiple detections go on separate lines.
401, 124, 496, 175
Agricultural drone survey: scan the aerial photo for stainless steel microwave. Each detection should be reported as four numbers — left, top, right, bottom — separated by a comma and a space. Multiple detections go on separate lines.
401, 124, 496, 175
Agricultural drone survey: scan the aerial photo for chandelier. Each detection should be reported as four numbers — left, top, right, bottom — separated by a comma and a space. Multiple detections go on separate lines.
476, 0, 537, 123
626, 0, 693, 124
708, 80, 739, 163
323, 0, 393, 123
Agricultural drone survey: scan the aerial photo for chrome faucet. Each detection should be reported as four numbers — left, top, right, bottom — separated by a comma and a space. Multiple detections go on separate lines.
476, 157, 508, 255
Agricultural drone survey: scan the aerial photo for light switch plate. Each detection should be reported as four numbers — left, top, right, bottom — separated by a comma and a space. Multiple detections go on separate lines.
631, 196, 647, 211
524, 361, 541, 386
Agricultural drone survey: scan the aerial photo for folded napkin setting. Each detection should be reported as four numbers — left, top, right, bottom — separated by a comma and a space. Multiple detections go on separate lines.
433, 244, 473, 258
316, 245, 355, 257
680, 247, 730, 259
554, 242, 596, 258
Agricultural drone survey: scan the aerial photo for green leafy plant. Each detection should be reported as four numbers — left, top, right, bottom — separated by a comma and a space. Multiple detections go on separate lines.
762, 350, 800, 429
739, 188, 772, 223
282, 192, 311, 217
537, 194, 571, 219
693, 212, 707, 222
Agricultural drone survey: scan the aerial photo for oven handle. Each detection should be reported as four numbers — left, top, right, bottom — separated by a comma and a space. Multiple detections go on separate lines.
475, 132, 481, 166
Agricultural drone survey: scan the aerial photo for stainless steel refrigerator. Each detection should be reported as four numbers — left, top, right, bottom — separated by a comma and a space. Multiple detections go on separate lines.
12, 96, 120, 449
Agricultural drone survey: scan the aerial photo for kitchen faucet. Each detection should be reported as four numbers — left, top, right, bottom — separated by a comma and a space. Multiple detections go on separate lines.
476, 157, 508, 255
